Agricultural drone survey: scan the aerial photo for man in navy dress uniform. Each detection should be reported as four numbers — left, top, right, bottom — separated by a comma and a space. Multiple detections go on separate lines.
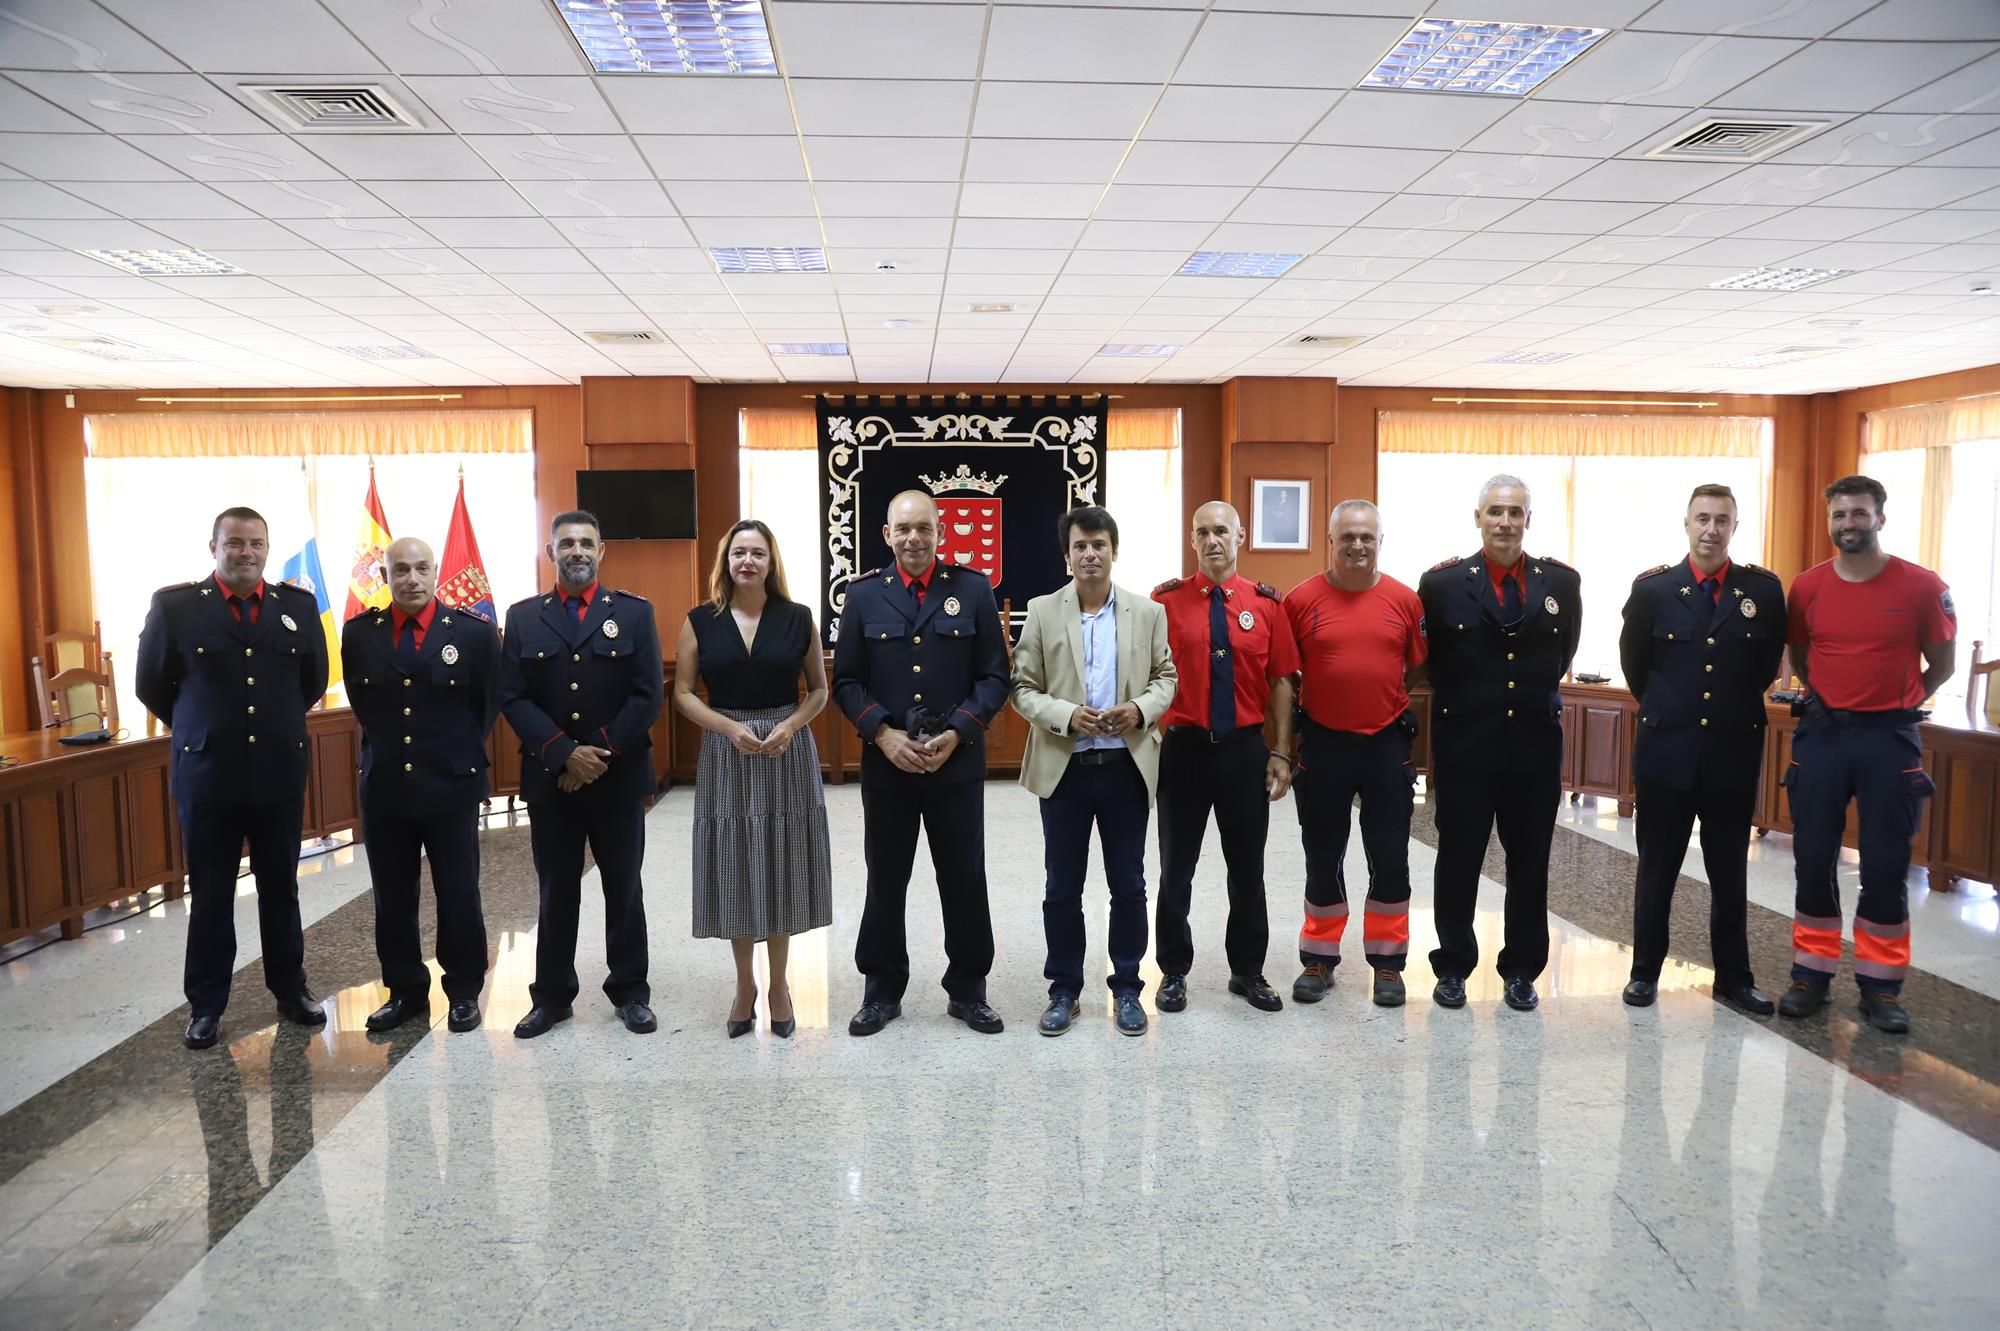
136, 507, 331, 1050
342, 536, 500, 1035
1417, 475, 1581, 1014
499, 510, 664, 1040
1618, 484, 1785, 1015
833, 489, 1011, 1038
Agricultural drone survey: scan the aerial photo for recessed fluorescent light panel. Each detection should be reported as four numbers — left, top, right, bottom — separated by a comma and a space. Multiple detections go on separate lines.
1710, 266, 1856, 292
1099, 344, 1180, 358
80, 248, 244, 277
1484, 350, 1575, 364
35, 336, 184, 362
1363, 20, 1609, 96
337, 345, 438, 360
767, 342, 848, 356
557, 0, 776, 75
1708, 346, 1836, 369
966, 303, 1015, 313
709, 245, 827, 273
1179, 251, 1304, 278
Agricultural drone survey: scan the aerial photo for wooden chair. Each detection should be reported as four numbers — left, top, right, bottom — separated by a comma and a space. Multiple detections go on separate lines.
1968, 640, 2000, 725
32, 620, 119, 733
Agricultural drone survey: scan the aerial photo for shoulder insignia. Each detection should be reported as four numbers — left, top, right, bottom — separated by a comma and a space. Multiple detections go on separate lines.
1152, 578, 1183, 597
1739, 562, 1777, 579
1538, 554, 1572, 570
454, 605, 492, 623
158, 581, 198, 594
859, 567, 882, 579
1633, 564, 1673, 584
608, 587, 647, 602
1427, 555, 1462, 572
1254, 581, 1280, 602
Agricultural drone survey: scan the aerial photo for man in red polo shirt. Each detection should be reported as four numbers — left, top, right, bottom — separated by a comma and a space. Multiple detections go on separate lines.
1781, 474, 1956, 1034
1283, 499, 1427, 1007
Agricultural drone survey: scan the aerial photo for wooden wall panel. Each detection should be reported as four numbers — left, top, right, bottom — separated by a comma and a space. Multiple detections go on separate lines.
582, 376, 694, 445
0, 389, 26, 733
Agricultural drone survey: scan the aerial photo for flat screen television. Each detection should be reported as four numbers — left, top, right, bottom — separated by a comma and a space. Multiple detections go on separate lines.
573, 468, 697, 540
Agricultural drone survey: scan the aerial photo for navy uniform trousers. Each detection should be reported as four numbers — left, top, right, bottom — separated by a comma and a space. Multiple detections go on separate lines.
1630, 755, 1757, 987
181, 800, 308, 1018
529, 780, 650, 1011
856, 751, 994, 1006
364, 801, 487, 1003
1154, 725, 1271, 978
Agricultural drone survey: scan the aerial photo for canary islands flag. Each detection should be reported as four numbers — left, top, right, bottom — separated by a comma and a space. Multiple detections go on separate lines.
280, 538, 343, 688
344, 465, 393, 622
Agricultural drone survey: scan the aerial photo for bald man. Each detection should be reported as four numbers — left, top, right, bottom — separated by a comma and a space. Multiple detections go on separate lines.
832, 490, 1011, 1037
340, 536, 501, 1033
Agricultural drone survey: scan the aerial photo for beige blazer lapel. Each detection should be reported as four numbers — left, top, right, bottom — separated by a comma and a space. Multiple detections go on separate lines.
1060, 582, 1086, 696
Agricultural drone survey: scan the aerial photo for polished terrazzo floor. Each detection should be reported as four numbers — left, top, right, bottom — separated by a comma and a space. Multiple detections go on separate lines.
0, 784, 1995, 1330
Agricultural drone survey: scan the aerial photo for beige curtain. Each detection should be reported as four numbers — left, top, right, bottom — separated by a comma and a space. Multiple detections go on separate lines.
1864, 392, 2000, 452
1380, 411, 1766, 457
1919, 444, 1953, 572
740, 407, 817, 451
86, 409, 531, 459
1108, 407, 1179, 450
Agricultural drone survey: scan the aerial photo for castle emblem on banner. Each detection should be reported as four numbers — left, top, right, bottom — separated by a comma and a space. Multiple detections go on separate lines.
921, 464, 1007, 587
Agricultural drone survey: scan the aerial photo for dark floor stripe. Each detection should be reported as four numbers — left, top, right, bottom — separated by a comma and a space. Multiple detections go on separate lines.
0, 822, 542, 1331
1408, 796, 2000, 1150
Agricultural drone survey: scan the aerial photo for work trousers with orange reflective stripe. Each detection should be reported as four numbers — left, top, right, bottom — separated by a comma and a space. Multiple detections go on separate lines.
1783, 707, 1932, 995
1294, 717, 1416, 973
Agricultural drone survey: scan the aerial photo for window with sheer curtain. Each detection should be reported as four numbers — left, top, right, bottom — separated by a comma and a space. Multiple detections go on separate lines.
1375, 412, 1772, 684
83, 411, 537, 720
738, 407, 1182, 629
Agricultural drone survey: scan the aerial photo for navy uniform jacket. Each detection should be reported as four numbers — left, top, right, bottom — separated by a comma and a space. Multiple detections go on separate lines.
1619, 559, 1786, 793
831, 563, 1009, 784
135, 579, 330, 805
498, 587, 664, 804
340, 602, 500, 815
1417, 553, 1582, 771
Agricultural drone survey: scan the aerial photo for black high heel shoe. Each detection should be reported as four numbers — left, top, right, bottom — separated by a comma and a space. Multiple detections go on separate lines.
771, 988, 795, 1039
727, 991, 758, 1039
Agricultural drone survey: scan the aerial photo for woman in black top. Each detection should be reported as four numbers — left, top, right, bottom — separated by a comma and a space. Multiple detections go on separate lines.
673, 519, 833, 1038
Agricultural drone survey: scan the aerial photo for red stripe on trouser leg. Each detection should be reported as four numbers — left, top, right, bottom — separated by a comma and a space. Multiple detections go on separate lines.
1361, 904, 1410, 956
1792, 915, 1843, 976
1853, 918, 1911, 983
1300, 901, 1348, 957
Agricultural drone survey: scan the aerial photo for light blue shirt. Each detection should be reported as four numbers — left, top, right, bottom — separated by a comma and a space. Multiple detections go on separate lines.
1076, 585, 1120, 752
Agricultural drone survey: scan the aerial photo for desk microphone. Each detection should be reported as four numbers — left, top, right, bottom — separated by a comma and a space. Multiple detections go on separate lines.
55, 711, 112, 746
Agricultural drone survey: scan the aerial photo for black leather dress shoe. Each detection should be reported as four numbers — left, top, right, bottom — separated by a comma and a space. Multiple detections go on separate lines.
1503, 977, 1539, 1011
1372, 970, 1406, 1008
1038, 995, 1079, 1037
513, 1005, 573, 1039
1715, 981, 1775, 1016
1156, 974, 1188, 1012
617, 1002, 658, 1034
947, 998, 1004, 1034
848, 1001, 901, 1037
447, 1001, 481, 1033
1115, 994, 1147, 1036
1778, 979, 1829, 1018
365, 995, 427, 1032
183, 1015, 220, 1050
1228, 974, 1284, 1012
275, 988, 327, 1027
1292, 964, 1332, 1004
1433, 976, 1467, 1009
1859, 990, 1911, 1034
1622, 979, 1658, 1007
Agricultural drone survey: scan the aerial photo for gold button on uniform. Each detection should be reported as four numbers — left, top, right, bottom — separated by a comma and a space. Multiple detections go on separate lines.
196, 647, 205, 655
1705, 664, 1714, 673
570, 682, 579, 691
1506, 680, 1515, 689
1700, 718, 1709, 727
1506, 708, 1514, 717
404, 736, 413, 745
402, 707, 411, 716
913, 693, 923, 701
1706, 637, 1715, 645
244, 647, 252, 657
404, 678, 412, 687
570, 711, 580, 720
404, 762, 413, 772
573, 653, 581, 662
248, 735, 257, 744
245, 676, 255, 685
246, 705, 255, 715
1506, 652, 1515, 661
912, 635, 922, 644
1702, 692, 1711, 700
912, 665, 922, 673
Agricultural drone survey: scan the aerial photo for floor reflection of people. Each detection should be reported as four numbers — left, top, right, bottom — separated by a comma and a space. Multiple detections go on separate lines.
1756, 1040, 1900, 1327
1416, 1015, 1482, 1319
188, 1025, 318, 1247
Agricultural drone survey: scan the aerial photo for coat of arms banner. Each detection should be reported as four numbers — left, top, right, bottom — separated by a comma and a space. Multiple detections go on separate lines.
817, 394, 1108, 644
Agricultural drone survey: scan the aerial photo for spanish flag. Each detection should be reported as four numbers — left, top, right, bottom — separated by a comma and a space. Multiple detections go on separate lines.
279, 539, 343, 689
343, 463, 393, 622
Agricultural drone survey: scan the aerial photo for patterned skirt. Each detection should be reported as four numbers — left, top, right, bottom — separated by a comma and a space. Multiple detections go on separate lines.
690, 705, 834, 940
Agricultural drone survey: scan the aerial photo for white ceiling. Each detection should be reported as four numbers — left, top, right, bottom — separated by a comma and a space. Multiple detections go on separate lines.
1, 0, 1998, 393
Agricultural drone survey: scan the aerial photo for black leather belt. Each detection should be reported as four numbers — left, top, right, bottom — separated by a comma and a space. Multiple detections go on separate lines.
1071, 747, 1131, 766
1820, 705, 1924, 727
1165, 723, 1261, 744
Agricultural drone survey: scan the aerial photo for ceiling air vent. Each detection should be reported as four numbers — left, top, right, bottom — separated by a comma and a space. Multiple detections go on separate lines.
1294, 335, 1367, 348
586, 331, 664, 345
240, 84, 424, 132
1645, 117, 1826, 163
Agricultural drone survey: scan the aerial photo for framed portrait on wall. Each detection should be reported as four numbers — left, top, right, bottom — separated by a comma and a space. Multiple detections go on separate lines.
1250, 478, 1309, 551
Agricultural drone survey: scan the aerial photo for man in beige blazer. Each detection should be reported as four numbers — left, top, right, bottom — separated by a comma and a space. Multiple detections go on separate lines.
1011, 506, 1178, 1037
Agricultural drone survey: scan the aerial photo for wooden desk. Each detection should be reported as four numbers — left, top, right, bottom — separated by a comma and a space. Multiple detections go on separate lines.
1, 708, 363, 947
